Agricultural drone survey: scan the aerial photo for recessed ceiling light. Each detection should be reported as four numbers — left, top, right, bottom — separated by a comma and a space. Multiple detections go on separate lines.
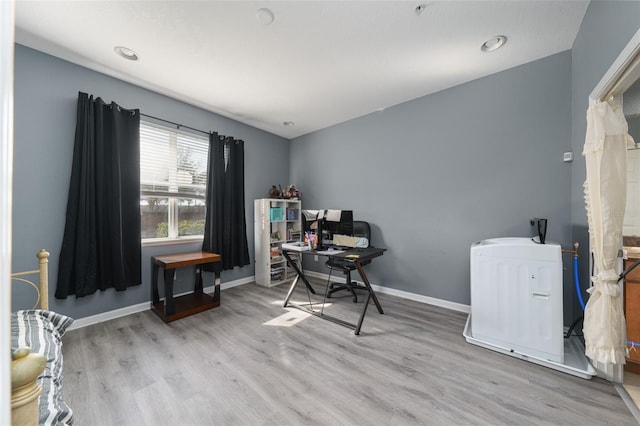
481, 36, 507, 52
283, 121, 295, 127
114, 46, 138, 61
256, 8, 275, 25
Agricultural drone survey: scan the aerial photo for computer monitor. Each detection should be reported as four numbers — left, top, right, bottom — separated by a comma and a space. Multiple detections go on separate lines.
302, 209, 353, 250
301, 210, 320, 234
319, 210, 353, 249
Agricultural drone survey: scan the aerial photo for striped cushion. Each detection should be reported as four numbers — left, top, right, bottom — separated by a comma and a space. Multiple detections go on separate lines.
11, 310, 74, 426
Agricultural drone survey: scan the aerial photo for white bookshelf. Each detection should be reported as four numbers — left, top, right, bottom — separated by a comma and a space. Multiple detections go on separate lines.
254, 198, 302, 287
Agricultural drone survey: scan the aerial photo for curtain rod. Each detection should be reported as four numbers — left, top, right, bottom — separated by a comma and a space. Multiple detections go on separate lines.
140, 112, 212, 136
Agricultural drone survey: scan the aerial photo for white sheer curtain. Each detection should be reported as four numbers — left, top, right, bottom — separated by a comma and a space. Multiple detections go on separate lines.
582, 98, 632, 365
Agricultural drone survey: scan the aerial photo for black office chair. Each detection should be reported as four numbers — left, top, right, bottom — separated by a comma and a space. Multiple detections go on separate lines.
325, 220, 371, 303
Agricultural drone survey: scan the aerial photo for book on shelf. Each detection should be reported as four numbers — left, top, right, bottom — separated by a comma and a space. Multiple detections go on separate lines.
270, 264, 285, 280
290, 230, 301, 239
286, 229, 302, 240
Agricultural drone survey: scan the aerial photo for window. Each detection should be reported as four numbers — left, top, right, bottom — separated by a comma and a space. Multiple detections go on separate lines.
140, 121, 209, 241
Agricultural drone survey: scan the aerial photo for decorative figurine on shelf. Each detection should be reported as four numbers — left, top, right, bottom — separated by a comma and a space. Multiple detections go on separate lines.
282, 184, 302, 200
268, 185, 281, 198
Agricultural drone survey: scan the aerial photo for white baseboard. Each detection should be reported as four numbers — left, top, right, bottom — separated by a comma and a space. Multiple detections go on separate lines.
371, 284, 470, 313
303, 271, 470, 313
68, 276, 253, 330
69, 273, 469, 330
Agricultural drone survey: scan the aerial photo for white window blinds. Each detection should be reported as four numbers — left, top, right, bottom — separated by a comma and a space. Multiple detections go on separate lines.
140, 121, 209, 199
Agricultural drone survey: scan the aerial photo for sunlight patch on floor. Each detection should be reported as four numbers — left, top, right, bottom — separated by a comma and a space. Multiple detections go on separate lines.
263, 308, 311, 327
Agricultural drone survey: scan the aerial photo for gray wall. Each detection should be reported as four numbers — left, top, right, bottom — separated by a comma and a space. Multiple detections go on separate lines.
13, 0, 640, 323
287, 0, 640, 323
291, 51, 573, 311
12, 45, 290, 319
569, 1, 640, 320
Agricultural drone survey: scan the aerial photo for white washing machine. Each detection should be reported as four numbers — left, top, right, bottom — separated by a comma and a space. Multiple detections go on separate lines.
469, 237, 563, 362
464, 237, 596, 378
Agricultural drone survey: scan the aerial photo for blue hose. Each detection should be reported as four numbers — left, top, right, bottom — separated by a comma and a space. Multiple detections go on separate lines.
573, 256, 586, 311
572, 250, 640, 348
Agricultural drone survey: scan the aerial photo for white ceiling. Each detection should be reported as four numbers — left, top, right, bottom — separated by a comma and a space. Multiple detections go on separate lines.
14, 0, 590, 139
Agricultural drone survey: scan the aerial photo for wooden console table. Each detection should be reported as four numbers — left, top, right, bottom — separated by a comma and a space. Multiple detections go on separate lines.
151, 251, 221, 323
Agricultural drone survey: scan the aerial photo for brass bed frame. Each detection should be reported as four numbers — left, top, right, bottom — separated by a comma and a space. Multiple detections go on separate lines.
10, 249, 49, 426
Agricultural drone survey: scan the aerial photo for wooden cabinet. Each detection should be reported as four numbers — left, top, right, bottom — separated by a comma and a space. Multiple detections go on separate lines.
625, 258, 640, 373
254, 198, 302, 287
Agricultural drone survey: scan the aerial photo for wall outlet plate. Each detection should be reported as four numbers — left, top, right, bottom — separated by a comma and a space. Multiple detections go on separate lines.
563, 152, 573, 162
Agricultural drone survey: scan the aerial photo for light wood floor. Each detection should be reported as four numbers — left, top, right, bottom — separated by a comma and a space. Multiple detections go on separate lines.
61, 280, 637, 425
624, 371, 640, 416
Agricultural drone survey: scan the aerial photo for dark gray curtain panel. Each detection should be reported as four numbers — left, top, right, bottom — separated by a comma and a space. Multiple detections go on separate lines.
202, 134, 250, 271
56, 92, 141, 298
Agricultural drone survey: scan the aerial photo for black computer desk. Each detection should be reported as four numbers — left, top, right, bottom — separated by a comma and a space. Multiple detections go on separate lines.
281, 246, 386, 335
